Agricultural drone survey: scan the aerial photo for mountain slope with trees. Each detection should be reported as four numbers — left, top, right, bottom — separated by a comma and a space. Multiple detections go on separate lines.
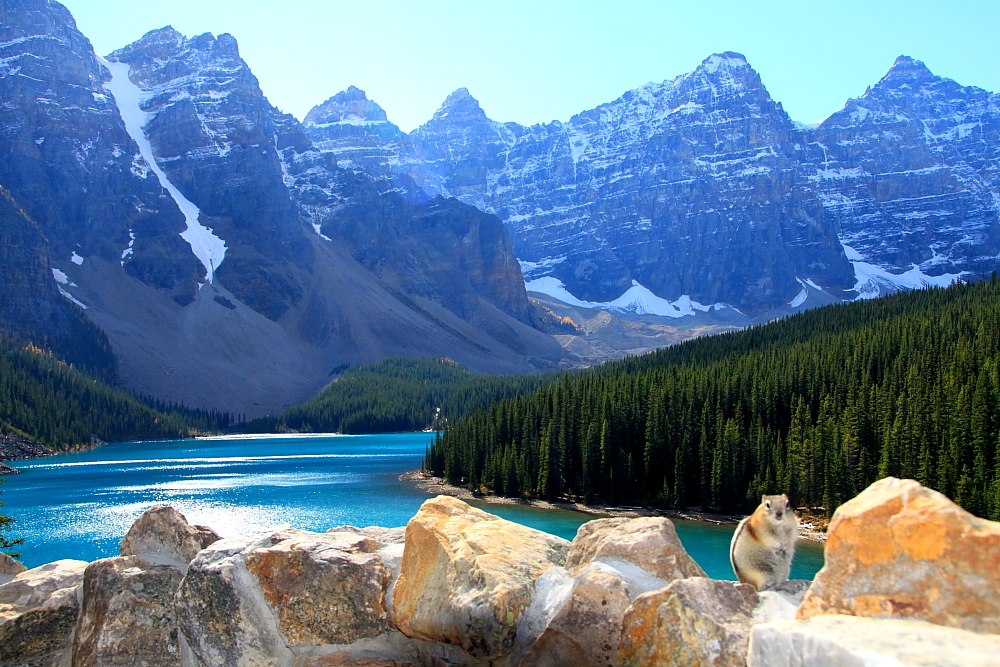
427, 279, 1000, 520
0, 338, 230, 452
246, 357, 559, 434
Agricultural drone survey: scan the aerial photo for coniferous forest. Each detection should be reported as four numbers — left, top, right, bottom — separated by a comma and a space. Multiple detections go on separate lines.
426, 279, 1000, 520
246, 357, 558, 434
0, 337, 232, 450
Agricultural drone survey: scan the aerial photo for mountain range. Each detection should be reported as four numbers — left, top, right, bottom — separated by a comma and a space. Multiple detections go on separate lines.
1, 0, 997, 416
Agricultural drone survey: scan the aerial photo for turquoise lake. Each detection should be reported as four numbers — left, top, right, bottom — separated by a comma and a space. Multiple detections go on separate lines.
0, 432, 824, 578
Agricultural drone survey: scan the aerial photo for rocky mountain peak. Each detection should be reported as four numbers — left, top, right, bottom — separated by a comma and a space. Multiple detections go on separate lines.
433, 87, 489, 122
876, 54, 937, 90
304, 85, 395, 126
682, 51, 769, 101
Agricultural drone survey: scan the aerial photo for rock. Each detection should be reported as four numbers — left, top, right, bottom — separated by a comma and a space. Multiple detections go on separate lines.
245, 532, 394, 646
0, 553, 26, 585
296, 659, 417, 667
73, 555, 184, 667
120, 505, 220, 571
565, 517, 706, 581
616, 577, 759, 667
518, 569, 631, 667
176, 534, 299, 667
797, 477, 1000, 634
177, 528, 397, 666
753, 580, 811, 625
392, 496, 570, 660
747, 615, 1000, 667
328, 525, 407, 548
0, 559, 87, 666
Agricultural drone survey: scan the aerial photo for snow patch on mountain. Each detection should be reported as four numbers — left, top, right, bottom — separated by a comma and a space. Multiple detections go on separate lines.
843, 244, 966, 299
526, 276, 734, 318
100, 56, 226, 284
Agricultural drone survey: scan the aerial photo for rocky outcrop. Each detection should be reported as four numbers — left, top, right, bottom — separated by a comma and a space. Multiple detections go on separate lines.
517, 569, 630, 667
0, 553, 26, 585
10, 481, 1000, 667
564, 516, 706, 581
244, 532, 394, 646
177, 528, 404, 666
748, 615, 1000, 667
616, 577, 759, 667
392, 495, 570, 661
797, 477, 1000, 634
0, 558, 87, 666
73, 555, 184, 667
119, 505, 220, 570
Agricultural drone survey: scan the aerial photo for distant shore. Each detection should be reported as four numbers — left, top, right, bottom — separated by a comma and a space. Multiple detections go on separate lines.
401, 470, 827, 543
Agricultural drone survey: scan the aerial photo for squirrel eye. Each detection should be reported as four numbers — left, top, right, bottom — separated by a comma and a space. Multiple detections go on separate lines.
765, 501, 771, 509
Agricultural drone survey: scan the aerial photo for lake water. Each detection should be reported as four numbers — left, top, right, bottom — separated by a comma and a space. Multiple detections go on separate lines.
1, 433, 824, 579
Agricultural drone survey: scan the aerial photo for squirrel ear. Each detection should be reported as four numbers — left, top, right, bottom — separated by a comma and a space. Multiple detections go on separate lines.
761, 495, 767, 502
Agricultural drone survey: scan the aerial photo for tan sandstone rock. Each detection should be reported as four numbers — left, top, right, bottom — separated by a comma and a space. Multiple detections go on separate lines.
518, 569, 631, 667
616, 577, 759, 667
797, 477, 1000, 634
0, 552, 26, 585
246, 532, 394, 646
73, 555, 184, 667
392, 495, 570, 661
119, 505, 220, 570
0, 559, 87, 666
748, 615, 1000, 667
564, 517, 706, 581
178, 528, 399, 667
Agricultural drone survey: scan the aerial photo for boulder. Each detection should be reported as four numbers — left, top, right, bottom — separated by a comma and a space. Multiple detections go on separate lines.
177, 528, 398, 666
392, 496, 570, 661
752, 580, 811, 625
328, 526, 407, 548
798, 477, 1000, 634
518, 569, 631, 667
747, 615, 1000, 667
0, 559, 87, 666
616, 577, 759, 667
73, 555, 184, 667
120, 506, 220, 570
0, 553, 26, 585
564, 517, 706, 581
245, 533, 394, 646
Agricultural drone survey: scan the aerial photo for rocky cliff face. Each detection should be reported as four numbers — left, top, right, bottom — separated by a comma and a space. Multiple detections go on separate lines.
0, 2, 556, 416
805, 56, 1000, 294
304, 53, 1000, 314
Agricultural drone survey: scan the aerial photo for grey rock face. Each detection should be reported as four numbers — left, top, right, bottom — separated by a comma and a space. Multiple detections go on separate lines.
176, 529, 400, 667
119, 505, 221, 571
73, 555, 184, 667
747, 615, 1000, 667
304, 86, 404, 176
0, 559, 88, 667
806, 56, 1000, 293
0, 1, 199, 305
617, 577, 759, 667
306, 53, 1000, 314
108, 27, 312, 321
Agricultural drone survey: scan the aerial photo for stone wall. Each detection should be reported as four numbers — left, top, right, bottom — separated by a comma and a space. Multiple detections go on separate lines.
1, 478, 998, 666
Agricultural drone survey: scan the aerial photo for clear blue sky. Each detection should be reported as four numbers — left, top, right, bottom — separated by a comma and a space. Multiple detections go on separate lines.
63, 0, 999, 132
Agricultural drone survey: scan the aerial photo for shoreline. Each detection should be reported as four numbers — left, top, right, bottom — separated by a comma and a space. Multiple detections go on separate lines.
401, 470, 827, 543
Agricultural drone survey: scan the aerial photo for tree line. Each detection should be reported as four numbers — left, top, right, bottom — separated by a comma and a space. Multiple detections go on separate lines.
426, 279, 1000, 520
0, 337, 233, 451
244, 357, 560, 434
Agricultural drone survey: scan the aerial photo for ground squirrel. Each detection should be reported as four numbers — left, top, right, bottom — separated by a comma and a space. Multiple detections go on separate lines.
729, 494, 798, 591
